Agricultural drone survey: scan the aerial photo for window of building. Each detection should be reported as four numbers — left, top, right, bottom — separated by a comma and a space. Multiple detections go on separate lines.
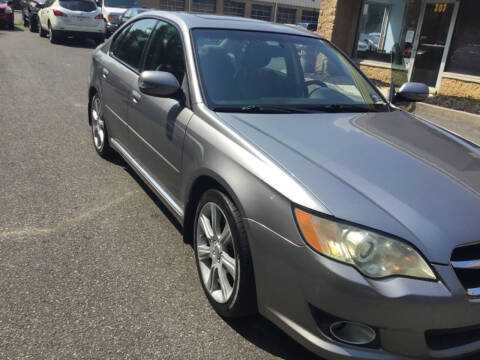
223, 0, 245, 16
301, 10, 318, 25
250, 4, 271, 21
111, 19, 157, 71
355, 0, 406, 62
276, 7, 296, 24
158, 0, 185, 11
192, 0, 216, 13
445, 0, 480, 77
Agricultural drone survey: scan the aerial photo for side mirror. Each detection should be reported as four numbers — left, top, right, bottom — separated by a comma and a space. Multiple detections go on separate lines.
393, 82, 429, 103
138, 71, 180, 97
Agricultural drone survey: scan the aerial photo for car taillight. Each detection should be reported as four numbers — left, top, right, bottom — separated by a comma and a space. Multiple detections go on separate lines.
95, 13, 103, 19
53, 9, 66, 16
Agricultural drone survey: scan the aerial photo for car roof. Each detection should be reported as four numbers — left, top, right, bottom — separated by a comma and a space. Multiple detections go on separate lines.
140, 11, 322, 38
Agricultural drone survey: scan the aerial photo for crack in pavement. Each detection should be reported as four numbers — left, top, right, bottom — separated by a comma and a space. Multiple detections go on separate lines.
0, 191, 139, 240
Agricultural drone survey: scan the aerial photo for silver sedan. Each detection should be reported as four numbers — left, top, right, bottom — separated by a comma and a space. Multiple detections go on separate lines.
88, 11, 480, 359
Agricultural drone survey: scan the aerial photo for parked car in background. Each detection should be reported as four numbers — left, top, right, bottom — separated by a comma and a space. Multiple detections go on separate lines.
0, 0, 14, 30
21, 0, 46, 32
117, 6, 149, 27
87, 11, 480, 360
296, 22, 316, 31
95, 0, 139, 37
38, 0, 105, 44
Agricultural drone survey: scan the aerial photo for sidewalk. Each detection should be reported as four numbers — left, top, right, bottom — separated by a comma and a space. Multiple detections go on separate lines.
411, 102, 480, 146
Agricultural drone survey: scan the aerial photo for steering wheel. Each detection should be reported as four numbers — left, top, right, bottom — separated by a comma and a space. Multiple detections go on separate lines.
305, 79, 328, 97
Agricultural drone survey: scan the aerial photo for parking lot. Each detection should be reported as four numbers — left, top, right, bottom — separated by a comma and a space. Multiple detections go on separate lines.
2, 11, 480, 360
0, 13, 324, 360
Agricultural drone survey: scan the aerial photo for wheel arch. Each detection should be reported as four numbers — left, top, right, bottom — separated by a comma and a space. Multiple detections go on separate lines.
182, 171, 246, 245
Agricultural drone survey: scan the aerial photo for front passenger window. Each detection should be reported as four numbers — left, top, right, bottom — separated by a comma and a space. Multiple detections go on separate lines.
143, 21, 186, 83
111, 18, 157, 72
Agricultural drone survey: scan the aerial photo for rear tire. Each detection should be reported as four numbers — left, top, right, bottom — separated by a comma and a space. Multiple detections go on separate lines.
29, 16, 37, 32
8, 23, 14, 31
39, 23, 47, 37
89, 92, 115, 159
193, 189, 257, 318
49, 24, 59, 44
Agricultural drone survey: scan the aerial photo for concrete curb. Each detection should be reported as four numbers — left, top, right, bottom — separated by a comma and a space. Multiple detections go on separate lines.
413, 102, 480, 126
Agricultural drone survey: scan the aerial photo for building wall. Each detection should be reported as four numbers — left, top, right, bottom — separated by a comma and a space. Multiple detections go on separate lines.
439, 78, 480, 100
316, 0, 360, 54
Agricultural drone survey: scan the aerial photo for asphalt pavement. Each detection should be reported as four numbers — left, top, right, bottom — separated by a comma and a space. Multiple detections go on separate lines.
2, 12, 480, 360
0, 13, 321, 360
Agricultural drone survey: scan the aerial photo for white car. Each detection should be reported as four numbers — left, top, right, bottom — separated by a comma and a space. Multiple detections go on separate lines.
38, 0, 105, 44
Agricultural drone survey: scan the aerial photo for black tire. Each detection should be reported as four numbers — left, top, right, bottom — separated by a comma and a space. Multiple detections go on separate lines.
29, 16, 37, 32
23, 14, 28, 27
49, 24, 59, 44
89, 92, 115, 159
8, 23, 14, 31
193, 189, 257, 318
39, 24, 47, 37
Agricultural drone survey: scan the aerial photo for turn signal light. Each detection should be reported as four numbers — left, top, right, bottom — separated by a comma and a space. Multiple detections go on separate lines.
53, 9, 66, 16
95, 13, 104, 19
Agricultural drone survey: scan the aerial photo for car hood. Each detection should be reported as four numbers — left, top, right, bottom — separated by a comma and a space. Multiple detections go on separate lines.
216, 110, 480, 263
0, 3, 7, 8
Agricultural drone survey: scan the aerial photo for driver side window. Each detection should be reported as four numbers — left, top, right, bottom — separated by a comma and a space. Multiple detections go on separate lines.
143, 21, 186, 84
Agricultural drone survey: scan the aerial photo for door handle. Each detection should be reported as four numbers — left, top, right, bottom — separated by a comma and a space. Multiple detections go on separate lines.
131, 90, 141, 104
102, 68, 109, 78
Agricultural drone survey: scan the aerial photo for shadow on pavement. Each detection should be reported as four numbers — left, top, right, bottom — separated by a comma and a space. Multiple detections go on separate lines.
109, 156, 323, 359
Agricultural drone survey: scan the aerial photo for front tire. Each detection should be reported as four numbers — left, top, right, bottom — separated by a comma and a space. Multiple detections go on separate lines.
89, 93, 115, 159
194, 189, 257, 318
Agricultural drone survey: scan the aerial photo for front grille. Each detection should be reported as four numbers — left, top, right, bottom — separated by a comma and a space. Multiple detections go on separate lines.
426, 324, 480, 350
451, 243, 480, 296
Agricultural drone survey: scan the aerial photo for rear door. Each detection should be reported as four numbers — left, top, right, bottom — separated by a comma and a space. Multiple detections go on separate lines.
100, 17, 157, 153
127, 20, 193, 199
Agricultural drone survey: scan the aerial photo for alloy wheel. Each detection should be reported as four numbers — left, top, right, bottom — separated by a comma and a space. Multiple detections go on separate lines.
91, 95, 105, 150
196, 202, 237, 304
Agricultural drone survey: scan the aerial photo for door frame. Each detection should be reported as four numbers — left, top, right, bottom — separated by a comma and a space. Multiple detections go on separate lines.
407, 0, 460, 92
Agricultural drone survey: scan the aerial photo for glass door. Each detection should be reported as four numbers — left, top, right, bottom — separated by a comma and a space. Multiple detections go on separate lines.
410, 1, 458, 87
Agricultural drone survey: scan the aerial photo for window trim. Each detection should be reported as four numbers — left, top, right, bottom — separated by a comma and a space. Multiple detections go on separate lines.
189, 28, 391, 110
108, 17, 159, 75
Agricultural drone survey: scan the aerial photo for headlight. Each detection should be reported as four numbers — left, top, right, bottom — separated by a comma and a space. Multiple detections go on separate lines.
294, 208, 436, 280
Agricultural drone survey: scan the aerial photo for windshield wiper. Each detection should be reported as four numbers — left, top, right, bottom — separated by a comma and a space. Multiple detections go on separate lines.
212, 105, 317, 114
300, 104, 386, 113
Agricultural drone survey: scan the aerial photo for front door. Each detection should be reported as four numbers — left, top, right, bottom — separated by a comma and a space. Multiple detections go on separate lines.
410, 1, 458, 88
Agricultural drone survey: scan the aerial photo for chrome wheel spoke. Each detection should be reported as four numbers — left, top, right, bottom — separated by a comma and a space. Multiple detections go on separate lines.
210, 203, 220, 237
199, 213, 214, 240
221, 252, 236, 278
206, 264, 218, 293
197, 243, 211, 261
218, 265, 232, 301
219, 223, 232, 246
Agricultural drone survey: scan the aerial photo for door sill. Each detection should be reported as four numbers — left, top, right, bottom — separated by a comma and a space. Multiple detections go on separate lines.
110, 138, 185, 222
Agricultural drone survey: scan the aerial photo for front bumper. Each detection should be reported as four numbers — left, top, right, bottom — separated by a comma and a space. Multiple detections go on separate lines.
247, 219, 480, 359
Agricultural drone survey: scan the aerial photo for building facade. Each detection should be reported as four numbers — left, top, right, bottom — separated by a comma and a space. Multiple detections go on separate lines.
317, 0, 480, 101
141, 0, 321, 25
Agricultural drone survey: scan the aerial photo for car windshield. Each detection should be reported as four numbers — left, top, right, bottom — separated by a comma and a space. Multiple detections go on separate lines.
192, 29, 388, 113
59, 0, 97, 11
104, 0, 139, 8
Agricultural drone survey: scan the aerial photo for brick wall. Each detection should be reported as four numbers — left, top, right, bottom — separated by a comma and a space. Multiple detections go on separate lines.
439, 78, 480, 100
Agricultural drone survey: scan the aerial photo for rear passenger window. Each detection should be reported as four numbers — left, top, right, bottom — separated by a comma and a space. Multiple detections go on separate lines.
143, 21, 186, 83
111, 19, 157, 72
59, 0, 96, 11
